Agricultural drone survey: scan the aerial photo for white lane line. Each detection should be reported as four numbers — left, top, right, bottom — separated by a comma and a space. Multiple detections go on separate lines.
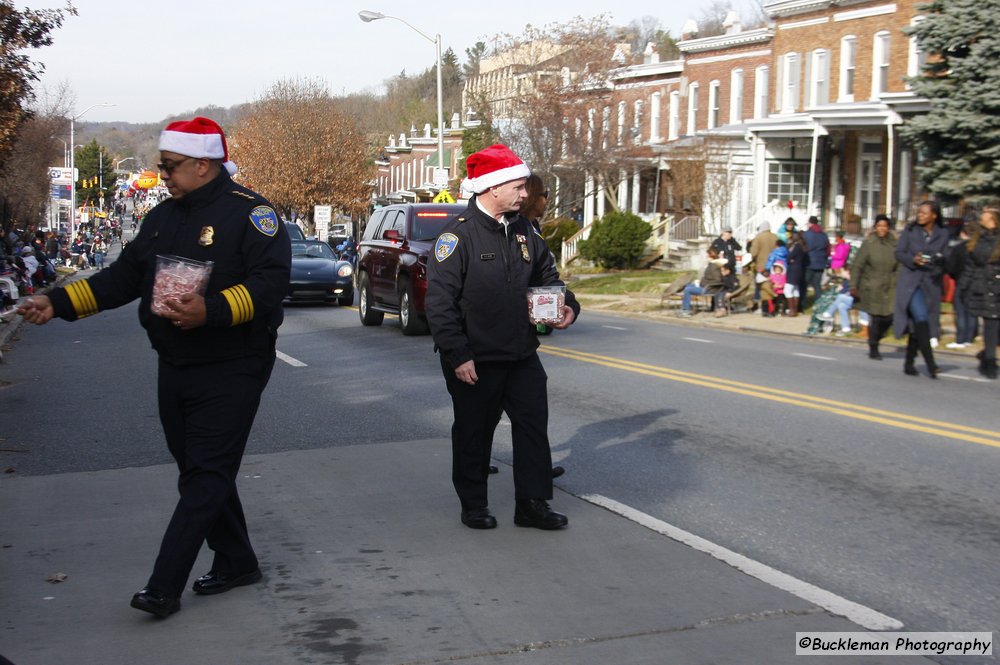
276, 350, 307, 367
581, 494, 904, 631
603, 325, 629, 331
940, 374, 990, 383
683, 337, 715, 344
794, 353, 834, 361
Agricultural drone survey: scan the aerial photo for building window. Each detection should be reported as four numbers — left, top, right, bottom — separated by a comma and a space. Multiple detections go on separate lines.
587, 108, 596, 150
809, 49, 830, 106
708, 81, 721, 129
872, 31, 890, 98
754, 66, 769, 119
767, 161, 811, 203
730, 69, 744, 124
668, 90, 680, 140
617, 101, 626, 145
781, 52, 801, 113
908, 17, 927, 81
839, 36, 856, 102
650, 92, 662, 141
633, 100, 643, 145
687, 82, 699, 135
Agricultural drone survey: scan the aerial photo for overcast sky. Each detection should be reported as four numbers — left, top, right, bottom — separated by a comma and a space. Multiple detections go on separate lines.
25, 0, 752, 124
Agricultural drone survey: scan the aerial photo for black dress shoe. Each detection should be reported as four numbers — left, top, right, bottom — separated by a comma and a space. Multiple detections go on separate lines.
551, 465, 565, 478
514, 499, 568, 530
461, 507, 497, 529
130, 588, 180, 617
192, 568, 262, 595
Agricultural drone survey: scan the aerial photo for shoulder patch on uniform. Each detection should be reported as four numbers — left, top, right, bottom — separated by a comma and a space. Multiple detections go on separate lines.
230, 190, 257, 201
249, 205, 279, 237
435, 233, 459, 262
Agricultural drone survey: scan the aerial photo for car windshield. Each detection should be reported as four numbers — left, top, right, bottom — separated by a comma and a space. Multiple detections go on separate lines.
412, 210, 462, 240
291, 242, 336, 259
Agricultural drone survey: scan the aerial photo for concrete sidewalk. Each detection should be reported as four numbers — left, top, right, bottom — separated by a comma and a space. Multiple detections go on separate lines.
0, 440, 932, 665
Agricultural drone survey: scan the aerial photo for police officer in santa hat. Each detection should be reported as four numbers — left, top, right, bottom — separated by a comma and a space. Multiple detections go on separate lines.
425, 144, 580, 531
19, 116, 291, 617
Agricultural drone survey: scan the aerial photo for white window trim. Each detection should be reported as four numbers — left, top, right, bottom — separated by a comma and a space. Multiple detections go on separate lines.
809, 49, 829, 107
617, 101, 626, 145
687, 83, 699, 135
781, 52, 800, 113
668, 90, 680, 140
754, 66, 769, 120
633, 100, 643, 145
708, 81, 721, 129
907, 16, 926, 81
730, 69, 744, 125
650, 92, 662, 142
871, 31, 890, 99
839, 36, 856, 102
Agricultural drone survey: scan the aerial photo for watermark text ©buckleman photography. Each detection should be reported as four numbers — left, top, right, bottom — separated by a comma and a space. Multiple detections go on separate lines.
796, 632, 992, 656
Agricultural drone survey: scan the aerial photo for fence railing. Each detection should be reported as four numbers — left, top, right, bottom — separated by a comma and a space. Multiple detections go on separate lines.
561, 223, 593, 268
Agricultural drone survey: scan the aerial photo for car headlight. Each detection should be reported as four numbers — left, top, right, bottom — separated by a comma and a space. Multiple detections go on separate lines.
338, 264, 353, 278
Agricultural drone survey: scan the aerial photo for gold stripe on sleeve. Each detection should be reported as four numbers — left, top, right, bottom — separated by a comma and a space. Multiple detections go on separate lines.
65, 280, 99, 318
220, 284, 255, 326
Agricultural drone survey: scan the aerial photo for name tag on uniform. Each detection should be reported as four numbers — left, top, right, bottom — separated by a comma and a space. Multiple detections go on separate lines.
480, 253, 496, 261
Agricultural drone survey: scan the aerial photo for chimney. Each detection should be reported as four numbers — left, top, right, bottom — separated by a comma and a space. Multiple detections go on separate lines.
681, 19, 699, 41
723, 11, 742, 35
643, 42, 660, 64
451, 112, 461, 129
423, 123, 432, 138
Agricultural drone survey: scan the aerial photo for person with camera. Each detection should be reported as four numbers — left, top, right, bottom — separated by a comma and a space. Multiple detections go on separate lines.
893, 201, 949, 378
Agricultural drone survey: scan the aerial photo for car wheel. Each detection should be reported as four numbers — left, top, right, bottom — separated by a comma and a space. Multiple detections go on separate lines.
399, 281, 428, 336
358, 275, 383, 326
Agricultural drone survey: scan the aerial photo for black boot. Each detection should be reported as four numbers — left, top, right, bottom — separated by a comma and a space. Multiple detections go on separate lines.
915, 321, 938, 378
868, 343, 882, 360
903, 332, 919, 376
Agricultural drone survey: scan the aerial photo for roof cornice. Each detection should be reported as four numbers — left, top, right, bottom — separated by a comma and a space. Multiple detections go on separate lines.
678, 27, 773, 54
764, 0, 871, 18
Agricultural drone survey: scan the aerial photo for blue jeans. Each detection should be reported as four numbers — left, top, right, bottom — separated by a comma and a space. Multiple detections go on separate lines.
908, 286, 929, 324
682, 284, 708, 311
824, 293, 854, 330
953, 289, 978, 344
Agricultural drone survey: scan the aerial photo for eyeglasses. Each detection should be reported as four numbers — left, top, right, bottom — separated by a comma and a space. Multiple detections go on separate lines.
156, 157, 193, 175
541, 190, 549, 198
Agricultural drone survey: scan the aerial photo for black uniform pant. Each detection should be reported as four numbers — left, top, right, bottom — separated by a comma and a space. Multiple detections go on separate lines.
441, 353, 553, 510
148, 352, 275, 597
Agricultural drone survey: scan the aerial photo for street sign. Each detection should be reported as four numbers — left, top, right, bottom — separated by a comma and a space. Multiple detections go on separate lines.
432, 189, 455, 204
49, 167, 74, 184
433, 168, 448, 187
314, 205, 332, 240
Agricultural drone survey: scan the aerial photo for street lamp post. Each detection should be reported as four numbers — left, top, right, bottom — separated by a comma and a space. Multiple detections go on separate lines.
69, 102, 113, 238
359, 10, 446, 189
114, 156, 135, 171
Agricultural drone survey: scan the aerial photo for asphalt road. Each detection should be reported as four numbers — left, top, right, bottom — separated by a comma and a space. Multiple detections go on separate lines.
1, 294, 996, 664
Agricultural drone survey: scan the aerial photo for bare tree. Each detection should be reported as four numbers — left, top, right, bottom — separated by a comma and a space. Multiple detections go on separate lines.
486, 15, 651, 215
230, 79, 374, 223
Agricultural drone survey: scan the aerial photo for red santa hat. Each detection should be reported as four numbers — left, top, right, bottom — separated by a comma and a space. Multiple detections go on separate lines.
465, 144, 530, 193
158, 116, 237, 176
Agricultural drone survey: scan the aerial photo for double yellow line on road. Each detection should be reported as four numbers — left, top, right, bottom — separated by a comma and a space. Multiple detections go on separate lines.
539, 345, 1000, 449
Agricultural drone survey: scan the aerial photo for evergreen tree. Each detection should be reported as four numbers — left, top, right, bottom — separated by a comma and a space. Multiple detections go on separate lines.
901, 0, 1000, 202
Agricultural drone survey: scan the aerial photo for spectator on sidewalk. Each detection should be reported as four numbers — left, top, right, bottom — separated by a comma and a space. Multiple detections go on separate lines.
784, 231, 808, 317
711, 226, 742, 272
947, 220, 979, 349
894, 201, 948, 378
951, 208, 999, 379
776, 217, 797, 244
804, 216, 830, 305
818, 270, 854, 336
748, 221, 777, 304
714, 263, 740, 317
851, 214, 897, 359
680, 248, 726, 316
768, 260, 788, 315
829, 230, 851, 276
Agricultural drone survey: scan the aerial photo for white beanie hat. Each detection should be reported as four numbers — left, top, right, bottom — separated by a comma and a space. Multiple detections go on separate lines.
158, 116, 237, 176
465, 144, 530, 193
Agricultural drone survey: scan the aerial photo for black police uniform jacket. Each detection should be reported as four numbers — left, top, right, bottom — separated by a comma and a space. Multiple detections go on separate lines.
48, 171, 291, 365
425, 197, 580, 369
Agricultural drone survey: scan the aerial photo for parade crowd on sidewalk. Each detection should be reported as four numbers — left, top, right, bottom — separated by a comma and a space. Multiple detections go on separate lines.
680, 203, 1000, 379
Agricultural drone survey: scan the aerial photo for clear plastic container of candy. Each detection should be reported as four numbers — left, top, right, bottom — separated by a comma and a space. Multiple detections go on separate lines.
526, 285, 565, 325
151, 255, 214, 317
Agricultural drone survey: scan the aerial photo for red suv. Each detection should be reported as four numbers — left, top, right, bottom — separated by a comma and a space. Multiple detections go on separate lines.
357, 203, 465, 335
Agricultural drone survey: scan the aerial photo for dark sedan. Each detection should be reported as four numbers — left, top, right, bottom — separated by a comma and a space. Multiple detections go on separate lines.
286, 240, 354, 306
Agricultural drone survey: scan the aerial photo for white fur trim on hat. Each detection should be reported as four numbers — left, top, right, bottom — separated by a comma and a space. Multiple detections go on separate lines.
469, 163, 530, 193
158, 117, 238, 176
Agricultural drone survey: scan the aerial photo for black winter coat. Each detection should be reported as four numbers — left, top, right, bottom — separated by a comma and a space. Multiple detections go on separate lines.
955, 228, 1000, 319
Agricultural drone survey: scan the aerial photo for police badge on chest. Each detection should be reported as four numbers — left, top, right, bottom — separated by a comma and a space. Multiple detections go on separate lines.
199, 226, 214, 246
